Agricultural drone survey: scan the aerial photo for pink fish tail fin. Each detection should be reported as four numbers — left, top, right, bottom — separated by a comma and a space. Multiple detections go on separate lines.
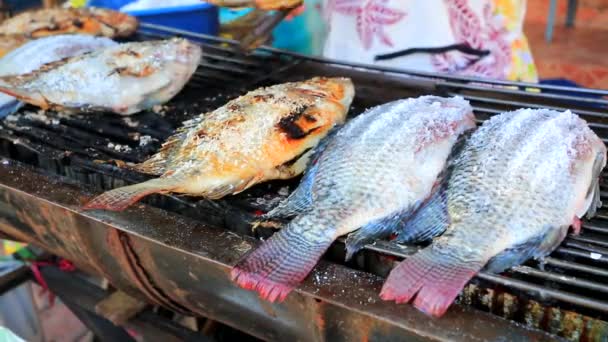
231, 215, 334, 302
380, 246, 486, 317
83, 178, 176, 211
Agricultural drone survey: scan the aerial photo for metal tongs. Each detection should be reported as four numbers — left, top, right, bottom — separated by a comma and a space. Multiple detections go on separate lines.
205, 0, 302, 52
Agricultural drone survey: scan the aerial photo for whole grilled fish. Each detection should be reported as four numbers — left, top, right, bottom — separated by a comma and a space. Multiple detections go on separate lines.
83, 77, 354, 211
381, 109, 606, 317
0, 7, 138, 38
0, 35, 117, 118
0, 38, 201, 115
231, 96, 476, 302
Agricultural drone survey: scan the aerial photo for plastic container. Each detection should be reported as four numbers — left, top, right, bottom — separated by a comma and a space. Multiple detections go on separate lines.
87, 0, 220, 36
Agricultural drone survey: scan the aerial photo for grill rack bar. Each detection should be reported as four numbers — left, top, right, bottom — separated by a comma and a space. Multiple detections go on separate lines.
0, 23, 607, 328
364, 240, 608, 313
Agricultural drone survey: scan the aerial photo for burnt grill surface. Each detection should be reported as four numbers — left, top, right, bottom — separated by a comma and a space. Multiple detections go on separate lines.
1, 24, 608, 338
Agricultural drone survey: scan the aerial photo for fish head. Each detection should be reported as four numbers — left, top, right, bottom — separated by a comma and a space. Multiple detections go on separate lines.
144, 38, 202, 107
410, 96, 477, 153
283, 77, 354, 134
294, 77, 354, 124
308, 77, 355, 109
564, 113, 607, 220
172, 38, 204, 67
430, 95, 477, 132
110, 38, 202, 113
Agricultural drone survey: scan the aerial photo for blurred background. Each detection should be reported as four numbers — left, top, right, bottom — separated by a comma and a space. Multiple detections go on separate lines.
3, 0, 606, 88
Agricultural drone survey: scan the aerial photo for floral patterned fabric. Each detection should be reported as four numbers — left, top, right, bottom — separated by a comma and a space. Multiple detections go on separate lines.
320, 0, 538, 82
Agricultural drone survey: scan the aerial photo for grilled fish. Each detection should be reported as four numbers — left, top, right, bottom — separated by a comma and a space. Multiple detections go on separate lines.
0, 38, 201, 115
83, 77, 354, 211
0, 34, 117, 118
381, 109, 606, 318
231, 96, 476, 302
0, 7, 138, 38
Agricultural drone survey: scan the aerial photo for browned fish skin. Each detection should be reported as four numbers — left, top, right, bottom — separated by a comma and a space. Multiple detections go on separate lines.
0, 34, 29, 58
83, 77, 355, 211
0, 7, 138, 38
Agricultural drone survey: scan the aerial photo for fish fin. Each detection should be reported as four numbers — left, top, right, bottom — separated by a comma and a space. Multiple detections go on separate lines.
264, 161, 318, 220
231, 215, 335, 302
395, 184, 449, 244
484, 225, 568, 273
134, 154, 170, 175
275, 148, 314, 179
380, 245, 487, 317
83, 178, 178, 211
137, 115, 211, 175
2, 57, 73, 84
344, 204, 421, 261
0, 83, 49, 109
261, 125, 340, 219
309, 124, 342, 164
134, 129, 191, 175
0, 98, 22, 118
231, 174, 266, 196
0, 56, 78, 109
32, 56, 74, 74
584, 151, 605, 219
204, 182, 244, 199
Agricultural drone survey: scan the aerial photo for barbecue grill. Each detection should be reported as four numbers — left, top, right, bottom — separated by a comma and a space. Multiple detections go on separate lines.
0, 23, 607, 341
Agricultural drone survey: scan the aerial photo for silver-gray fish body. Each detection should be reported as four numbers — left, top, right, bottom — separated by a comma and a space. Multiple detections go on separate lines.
381, 108, 606, 318
230, 95, 476, 303
306, 96, 476, 237
0, 37, 201, 115
446, 109, 605, 258
0, 34, 117, 117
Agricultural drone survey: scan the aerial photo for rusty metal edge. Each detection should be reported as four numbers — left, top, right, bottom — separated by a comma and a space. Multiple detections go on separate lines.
0, 159, 563, 342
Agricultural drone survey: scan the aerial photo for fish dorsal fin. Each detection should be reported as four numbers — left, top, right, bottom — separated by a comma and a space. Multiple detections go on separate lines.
135, 116, 205, 175
0, 55, 78, 86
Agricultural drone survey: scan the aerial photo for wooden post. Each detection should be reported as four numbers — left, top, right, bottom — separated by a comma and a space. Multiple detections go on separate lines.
42, 0, 60, 8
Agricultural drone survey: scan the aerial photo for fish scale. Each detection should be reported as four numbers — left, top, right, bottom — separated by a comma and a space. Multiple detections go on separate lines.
231, 95, 476, 303
381, 108, 607, 318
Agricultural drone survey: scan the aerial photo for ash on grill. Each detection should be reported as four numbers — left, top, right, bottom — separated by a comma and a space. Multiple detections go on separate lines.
1, 26, 608, 341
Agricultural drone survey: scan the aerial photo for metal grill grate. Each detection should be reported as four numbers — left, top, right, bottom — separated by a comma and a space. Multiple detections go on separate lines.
1, 23, 608, 336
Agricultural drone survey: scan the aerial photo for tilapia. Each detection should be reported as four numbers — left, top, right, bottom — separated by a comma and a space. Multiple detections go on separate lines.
381, 109, 606, 318
83, 77, 354, 211
0, 38, 201, 115
0, 7, 138, 38
231, 96, 476, 302
0, 34, 117, 118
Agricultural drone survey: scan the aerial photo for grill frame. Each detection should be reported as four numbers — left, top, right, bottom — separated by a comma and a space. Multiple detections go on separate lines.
0, 23, 607, 341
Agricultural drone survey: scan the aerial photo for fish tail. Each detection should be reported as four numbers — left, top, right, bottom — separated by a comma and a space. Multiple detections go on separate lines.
83, 178, 176, 211
231, 215, 334, 302
380, 246, 486, 317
